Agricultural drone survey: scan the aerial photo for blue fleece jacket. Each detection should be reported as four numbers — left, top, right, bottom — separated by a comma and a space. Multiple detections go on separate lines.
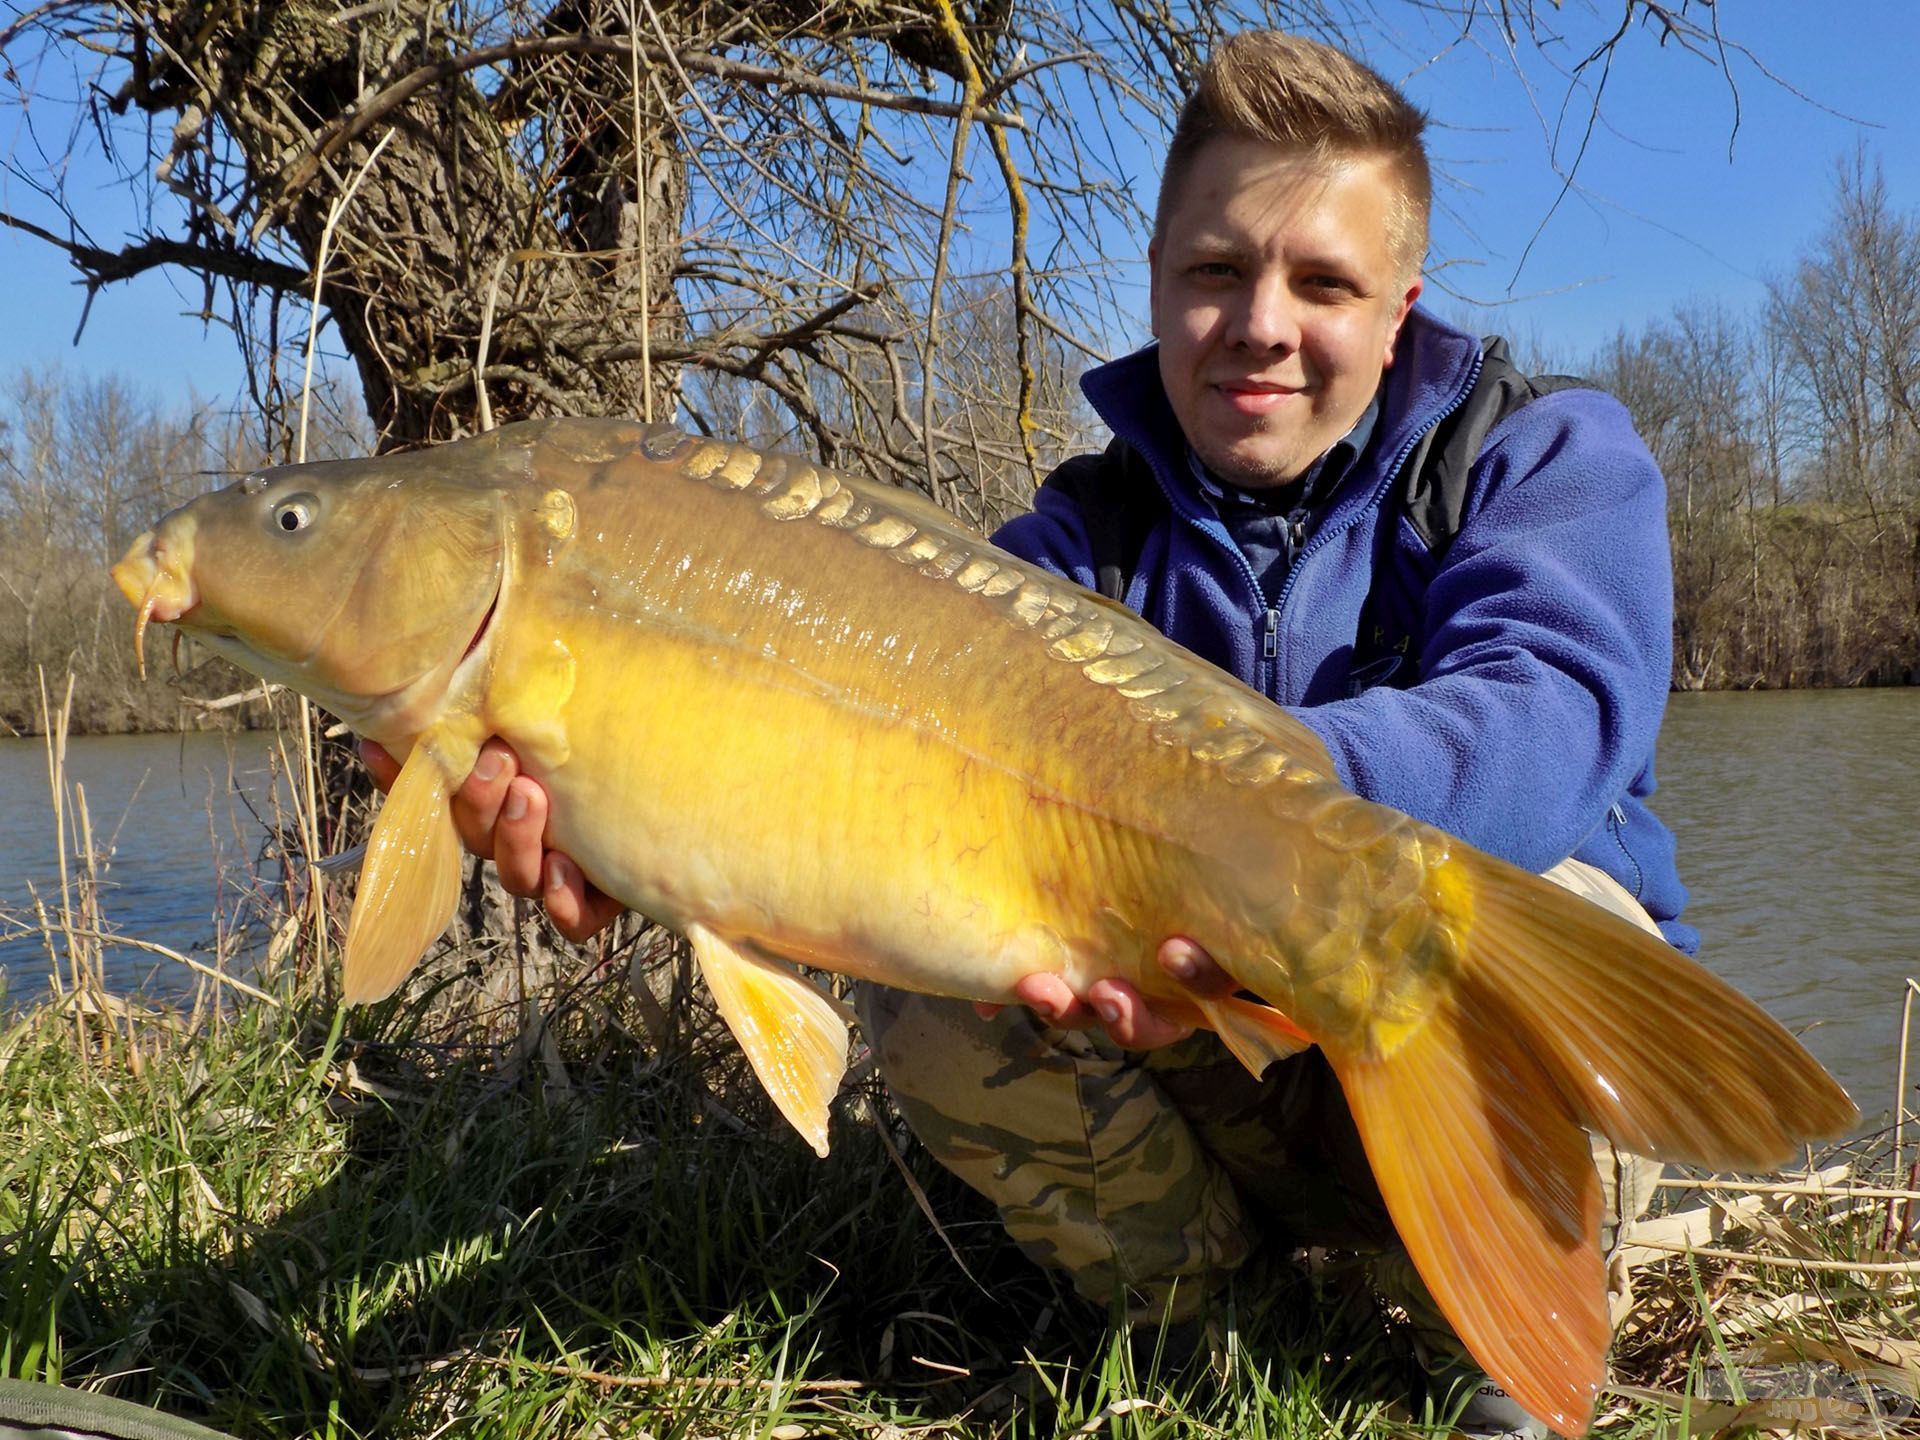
993, 307, 1696, 953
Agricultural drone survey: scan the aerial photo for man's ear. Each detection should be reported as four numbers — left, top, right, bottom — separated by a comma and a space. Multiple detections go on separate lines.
1147, 240, 1162, 340
1381, 276, 1423, 369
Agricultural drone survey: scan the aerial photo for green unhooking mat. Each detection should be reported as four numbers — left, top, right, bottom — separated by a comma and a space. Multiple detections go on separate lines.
0, 1379, 238, 1440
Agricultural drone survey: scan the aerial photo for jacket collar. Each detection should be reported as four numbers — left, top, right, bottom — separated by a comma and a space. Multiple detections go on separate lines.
1078, 306, 1485, 516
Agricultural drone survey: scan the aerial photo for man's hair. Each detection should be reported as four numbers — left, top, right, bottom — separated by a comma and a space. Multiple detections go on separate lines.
1154, 31, 1431, 277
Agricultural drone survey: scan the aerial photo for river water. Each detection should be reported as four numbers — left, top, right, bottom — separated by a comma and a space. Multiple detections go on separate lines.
1654, 689, 1920, 1125
2, 692, 1916, 1116
0, 730, 291, 1007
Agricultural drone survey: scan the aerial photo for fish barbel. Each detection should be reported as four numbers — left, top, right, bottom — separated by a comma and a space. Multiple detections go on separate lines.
111, 417, 1853, 1434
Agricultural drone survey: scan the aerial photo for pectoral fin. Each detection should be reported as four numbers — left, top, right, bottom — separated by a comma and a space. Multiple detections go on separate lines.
342, 744, 462, 1005
1195, 994, 1315, 1078
688, 923, 853, 1157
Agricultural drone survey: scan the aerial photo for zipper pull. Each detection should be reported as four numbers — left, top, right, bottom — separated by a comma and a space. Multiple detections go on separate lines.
1289, 514, 1307, 551
1264, 607, 1280, 660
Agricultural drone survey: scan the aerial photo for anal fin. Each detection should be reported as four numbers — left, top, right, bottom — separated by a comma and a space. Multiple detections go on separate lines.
1195, 994, 1315, 1078
688, 924, 853, 1158
342, 743, 463, 1004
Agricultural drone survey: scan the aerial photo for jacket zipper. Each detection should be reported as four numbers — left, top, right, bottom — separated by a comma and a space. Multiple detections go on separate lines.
1261, 354, 1489, 694
1608, 802, 1644, 897
1139, 348, 1486, 699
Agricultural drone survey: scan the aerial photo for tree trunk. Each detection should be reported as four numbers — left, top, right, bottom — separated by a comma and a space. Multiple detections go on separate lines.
125, 0, 687, 446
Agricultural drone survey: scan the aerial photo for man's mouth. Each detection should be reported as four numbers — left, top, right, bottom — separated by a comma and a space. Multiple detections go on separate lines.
1216, 379, 1305, 414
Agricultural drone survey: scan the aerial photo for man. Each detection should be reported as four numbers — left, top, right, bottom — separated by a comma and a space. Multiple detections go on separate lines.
367, 29, 1682, 1437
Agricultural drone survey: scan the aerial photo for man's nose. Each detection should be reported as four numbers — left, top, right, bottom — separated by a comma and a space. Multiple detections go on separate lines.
1227, 274, 1301, 353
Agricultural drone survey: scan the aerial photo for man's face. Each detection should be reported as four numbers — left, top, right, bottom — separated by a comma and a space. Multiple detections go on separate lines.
1150, 137, 1423, 489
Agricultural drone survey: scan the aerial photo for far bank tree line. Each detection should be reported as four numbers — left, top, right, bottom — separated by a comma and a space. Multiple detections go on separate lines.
2, 157, 1917, 736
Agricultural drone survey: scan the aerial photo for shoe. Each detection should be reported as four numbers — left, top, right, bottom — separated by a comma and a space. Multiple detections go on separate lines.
1429, 1365, 1550, 1439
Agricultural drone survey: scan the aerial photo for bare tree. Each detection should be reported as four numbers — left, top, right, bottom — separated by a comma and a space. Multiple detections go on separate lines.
1595, 304, 1762, 688
1766, 150, 1920, 684
1589, 156, 1920, 691
2, 1, 1778, 495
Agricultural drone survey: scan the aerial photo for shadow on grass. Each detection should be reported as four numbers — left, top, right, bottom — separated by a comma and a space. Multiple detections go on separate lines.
2, 972, 1419, 1439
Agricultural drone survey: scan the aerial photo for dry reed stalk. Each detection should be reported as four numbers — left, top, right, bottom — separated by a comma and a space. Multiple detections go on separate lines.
1889, 977, 1920, 1250
29, 670, 150, 1063
68, 779, 127, 1059
288, 130, 399, 990
1658, 1176, 1920, 1203
33, 668, 115, 1062
37, 671, 77, 1006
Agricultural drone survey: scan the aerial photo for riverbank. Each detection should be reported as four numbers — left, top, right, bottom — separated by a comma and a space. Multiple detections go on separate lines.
0, 669, 276, 740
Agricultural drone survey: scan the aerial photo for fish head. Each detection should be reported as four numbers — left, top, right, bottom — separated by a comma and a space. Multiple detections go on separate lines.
111, 441, 512, 735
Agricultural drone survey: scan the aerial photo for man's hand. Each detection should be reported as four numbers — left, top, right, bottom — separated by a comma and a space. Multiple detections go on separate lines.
973, 937, 1236, 1050
358, 738, 625, 943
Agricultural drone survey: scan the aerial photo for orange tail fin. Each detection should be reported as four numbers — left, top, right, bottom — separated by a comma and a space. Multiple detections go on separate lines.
1336, 998, 1606, 1435
1327, 850, 1857, 1436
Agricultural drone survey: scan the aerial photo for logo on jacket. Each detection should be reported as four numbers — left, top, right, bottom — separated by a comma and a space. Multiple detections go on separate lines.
1348, 624, 1413, 696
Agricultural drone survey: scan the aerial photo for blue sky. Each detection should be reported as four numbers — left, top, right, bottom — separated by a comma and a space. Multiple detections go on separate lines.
2, 4, 1915, 407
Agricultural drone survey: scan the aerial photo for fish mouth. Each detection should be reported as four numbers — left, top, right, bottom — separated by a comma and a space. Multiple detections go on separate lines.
111, 530, 200, 679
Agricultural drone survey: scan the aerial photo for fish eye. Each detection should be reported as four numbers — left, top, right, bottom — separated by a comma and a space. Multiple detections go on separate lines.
271, 494, 319, 534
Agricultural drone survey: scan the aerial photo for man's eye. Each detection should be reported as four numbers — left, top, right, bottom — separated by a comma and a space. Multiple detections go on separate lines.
1192, 261, 1238, 279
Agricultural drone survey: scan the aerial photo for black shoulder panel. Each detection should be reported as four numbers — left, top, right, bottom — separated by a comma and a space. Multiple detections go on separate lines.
1399, 335, 1592, 556
1040, 436, 1165, 601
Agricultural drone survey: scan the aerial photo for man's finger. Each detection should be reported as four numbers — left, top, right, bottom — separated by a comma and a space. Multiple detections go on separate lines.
1157, 936, 1235, 996
449, 740, 519, 859
492, 775, 547, 897
1087, 976, 1195, 1050
544, 855, 624, 943
1011, 972, 1085, 1027
358, 739, 401, 794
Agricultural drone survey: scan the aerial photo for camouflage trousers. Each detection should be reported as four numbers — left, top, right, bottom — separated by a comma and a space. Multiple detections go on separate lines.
856, 857, 1665, 1351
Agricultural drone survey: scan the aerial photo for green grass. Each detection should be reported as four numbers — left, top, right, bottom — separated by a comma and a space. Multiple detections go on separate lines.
10, 951, 1920, 1438
0, 968, 1439, 1439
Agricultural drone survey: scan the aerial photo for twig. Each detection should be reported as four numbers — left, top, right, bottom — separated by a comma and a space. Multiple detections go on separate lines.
1659, 1179, 1918, 1202
184, 683, 281, 712
1627, 1240, 1920, 1275
41, 927, 283, 1007
479, 1357, 860, 1391
281, 34, 1024, 201
298, 128, 397, 461
0, 211, 312, 295
624, 0, 654, 424
918, 0, 984, 509
867, 1106, 985, 1294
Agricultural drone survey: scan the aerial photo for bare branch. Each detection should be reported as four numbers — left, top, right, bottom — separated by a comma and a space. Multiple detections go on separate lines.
0, 209, 310, 294
278, 31, 1025, 203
